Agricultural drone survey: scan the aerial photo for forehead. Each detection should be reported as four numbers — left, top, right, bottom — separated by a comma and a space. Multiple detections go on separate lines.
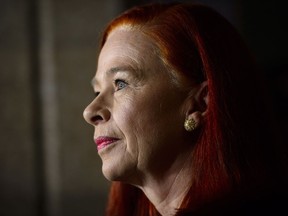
97, 28, 159, 72
104, 27, 156, 53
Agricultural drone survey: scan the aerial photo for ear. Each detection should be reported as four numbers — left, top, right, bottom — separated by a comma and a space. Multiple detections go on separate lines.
184, 81, 208, 128
194, 81, 208, 116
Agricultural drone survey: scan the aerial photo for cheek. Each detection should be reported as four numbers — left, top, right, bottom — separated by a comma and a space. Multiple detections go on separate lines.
113, 96, 142, 153
114, 91, 154, 130
113, 94, 158, 155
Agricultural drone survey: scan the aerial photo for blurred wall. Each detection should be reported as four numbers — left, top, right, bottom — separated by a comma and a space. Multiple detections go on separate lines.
1, 1, 37, 215
0, 0, 286, 216
0, 0, 123, 215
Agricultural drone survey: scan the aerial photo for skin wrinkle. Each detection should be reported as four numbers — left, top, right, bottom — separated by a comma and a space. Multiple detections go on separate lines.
138, 149, 194, 215
157, 153, 193, 215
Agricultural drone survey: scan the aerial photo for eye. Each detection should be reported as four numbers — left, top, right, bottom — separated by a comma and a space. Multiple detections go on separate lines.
115, 79, 128, 91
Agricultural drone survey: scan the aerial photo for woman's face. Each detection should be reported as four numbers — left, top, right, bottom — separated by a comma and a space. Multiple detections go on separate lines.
83, 28, 191, 184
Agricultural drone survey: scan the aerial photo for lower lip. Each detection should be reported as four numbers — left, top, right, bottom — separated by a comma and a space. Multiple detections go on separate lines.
95, 137, 119, 151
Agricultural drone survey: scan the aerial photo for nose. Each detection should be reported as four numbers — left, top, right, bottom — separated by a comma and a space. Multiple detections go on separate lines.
83, 96, 111, 126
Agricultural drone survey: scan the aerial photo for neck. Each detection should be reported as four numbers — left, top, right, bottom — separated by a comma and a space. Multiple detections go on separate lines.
137, 151, 193, 216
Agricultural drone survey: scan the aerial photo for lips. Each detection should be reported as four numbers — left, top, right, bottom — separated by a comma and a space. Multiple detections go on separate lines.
94, 136, 119, 150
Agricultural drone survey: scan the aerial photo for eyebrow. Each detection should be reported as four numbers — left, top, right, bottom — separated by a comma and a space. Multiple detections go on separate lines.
107, 66, 129, 74
90, 66, 141, 87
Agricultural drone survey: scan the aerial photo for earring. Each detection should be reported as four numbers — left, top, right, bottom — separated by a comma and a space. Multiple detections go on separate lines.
184, 118, 196, 132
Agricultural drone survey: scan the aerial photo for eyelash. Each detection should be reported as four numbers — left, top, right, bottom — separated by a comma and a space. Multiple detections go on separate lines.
114, 79, 128, 91
92, 79, 127, 97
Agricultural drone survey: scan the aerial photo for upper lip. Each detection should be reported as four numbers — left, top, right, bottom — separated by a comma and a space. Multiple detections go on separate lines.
94, 136, 119, 146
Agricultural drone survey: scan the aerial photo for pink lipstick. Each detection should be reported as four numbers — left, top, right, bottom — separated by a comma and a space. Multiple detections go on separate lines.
94, 136, 119, 150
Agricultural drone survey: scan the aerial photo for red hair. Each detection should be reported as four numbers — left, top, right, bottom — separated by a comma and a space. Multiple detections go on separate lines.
100, 3, 284, 215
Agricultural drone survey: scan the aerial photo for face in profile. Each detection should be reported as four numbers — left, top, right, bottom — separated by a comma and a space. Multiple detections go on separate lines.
83, 28, 192, 185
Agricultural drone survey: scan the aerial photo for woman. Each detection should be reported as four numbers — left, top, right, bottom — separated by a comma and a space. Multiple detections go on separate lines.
83, 2, 287, 215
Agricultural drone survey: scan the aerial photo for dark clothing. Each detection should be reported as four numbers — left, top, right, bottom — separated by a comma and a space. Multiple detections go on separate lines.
178, 194, 288, 216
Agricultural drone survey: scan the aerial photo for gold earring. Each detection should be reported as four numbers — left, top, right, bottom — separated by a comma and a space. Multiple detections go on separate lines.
184, 118, 196, 131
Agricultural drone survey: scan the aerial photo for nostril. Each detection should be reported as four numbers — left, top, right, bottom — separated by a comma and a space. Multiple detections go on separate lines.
91, 115, 103, 124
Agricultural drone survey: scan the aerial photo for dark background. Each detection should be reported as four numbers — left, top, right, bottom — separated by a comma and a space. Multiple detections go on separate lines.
0, 0, 287, 216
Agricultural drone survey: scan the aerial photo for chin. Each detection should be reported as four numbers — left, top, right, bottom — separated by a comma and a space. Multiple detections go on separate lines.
102, 169, 122, 181
102, 162, 137, 183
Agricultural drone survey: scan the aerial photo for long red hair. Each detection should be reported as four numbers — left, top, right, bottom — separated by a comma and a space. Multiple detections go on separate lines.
99, 3, 285, 215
